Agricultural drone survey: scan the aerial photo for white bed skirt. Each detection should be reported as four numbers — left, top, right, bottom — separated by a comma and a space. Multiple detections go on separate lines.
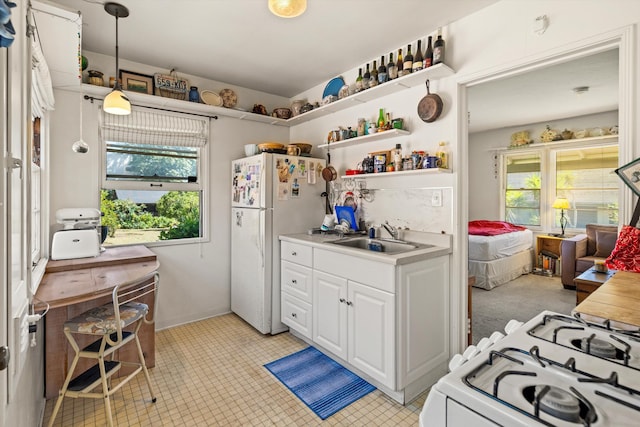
469, 248, 534, 290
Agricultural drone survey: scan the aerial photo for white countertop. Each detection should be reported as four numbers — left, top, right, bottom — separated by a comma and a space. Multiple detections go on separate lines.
279, 232, 452, 265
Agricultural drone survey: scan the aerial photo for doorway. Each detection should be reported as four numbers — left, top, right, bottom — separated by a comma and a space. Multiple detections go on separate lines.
458, 31, 633, 346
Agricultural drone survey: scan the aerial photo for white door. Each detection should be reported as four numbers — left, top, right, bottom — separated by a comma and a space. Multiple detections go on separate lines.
231, 207, 269, 333
348, 280, 395, 388
312, 270, 347, 359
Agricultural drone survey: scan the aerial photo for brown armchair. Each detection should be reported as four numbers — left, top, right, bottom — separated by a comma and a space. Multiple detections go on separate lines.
560, 224, 618, 289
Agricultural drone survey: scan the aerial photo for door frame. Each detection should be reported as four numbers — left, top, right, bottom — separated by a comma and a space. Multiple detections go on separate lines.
454, 25, 635, 351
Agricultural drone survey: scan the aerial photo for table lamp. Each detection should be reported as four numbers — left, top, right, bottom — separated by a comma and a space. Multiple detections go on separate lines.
552, 197, 570, 236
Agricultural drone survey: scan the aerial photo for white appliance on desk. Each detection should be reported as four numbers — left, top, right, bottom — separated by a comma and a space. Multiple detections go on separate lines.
420, 310, 640, 426
51, 208, 102, 260
231, 153, 325, 334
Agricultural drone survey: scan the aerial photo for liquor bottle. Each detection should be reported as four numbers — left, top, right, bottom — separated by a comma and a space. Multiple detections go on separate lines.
355, 68, 364, 92
396, 48, 404, 77
423, 36, 433, 68
393, 144, 403, 171
385, 112, 392, 130
412, 40, 424, 72
377, 108, 386, 130
378, 55, 388, 84
370, 60, 379, 88
403, 44, 413, 74
387, 52, 397, 80
433, 33, 445, 65
363, 63, 371, 89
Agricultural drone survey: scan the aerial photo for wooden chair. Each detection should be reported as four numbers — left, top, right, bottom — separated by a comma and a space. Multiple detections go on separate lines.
47, 271, 159, 427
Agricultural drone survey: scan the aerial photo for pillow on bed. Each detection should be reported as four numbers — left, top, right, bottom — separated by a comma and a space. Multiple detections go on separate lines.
594, 230, 617, 257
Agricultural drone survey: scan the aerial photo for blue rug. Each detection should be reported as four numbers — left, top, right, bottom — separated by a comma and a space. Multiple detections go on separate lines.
264, 346, 376, 420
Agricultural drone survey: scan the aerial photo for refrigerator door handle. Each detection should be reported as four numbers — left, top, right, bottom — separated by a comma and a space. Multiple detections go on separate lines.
258, 210, 264, 268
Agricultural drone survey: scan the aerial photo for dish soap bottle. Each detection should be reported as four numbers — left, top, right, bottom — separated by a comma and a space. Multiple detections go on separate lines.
393, 144, 403, 171
436, 141, 448, 169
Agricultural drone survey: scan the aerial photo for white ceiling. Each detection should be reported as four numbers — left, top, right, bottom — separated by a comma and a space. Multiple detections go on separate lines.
467, 48, 619, 133
47, 0, 497, 97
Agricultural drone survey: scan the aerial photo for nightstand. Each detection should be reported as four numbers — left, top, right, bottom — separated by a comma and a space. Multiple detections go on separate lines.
535, 235, 565, 276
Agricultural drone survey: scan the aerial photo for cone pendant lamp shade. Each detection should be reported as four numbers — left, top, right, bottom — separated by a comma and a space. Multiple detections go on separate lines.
104, 2, 131, 115
104, 89, 130, 115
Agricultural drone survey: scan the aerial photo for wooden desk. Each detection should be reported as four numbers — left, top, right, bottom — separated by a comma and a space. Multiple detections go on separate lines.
573, 270, 640, 329
36, 246, 158, 399
574, 267, 617, 304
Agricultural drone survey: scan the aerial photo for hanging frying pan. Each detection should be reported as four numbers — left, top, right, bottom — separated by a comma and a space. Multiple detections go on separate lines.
417, 79, 443, 123
321, 149, 336, 214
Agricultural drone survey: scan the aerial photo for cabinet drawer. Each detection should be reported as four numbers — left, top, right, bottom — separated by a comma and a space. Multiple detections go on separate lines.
282, 293, 312, 339
281, 261, 312, 302
281, 241, 313, 267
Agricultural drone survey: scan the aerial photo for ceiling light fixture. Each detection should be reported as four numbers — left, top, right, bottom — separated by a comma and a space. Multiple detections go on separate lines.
572, 86, 589, 95
103, 2, 131, 115
268, 0, 307, 18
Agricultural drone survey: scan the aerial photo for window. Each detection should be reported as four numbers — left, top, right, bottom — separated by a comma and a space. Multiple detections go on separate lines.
100, 108, 210, 246
502, 140, 618, 232
554, 145, 619, 228
505, 151, 541, 226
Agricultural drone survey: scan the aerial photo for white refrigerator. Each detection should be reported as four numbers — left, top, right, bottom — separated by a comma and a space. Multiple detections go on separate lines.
231, 153, 326, 334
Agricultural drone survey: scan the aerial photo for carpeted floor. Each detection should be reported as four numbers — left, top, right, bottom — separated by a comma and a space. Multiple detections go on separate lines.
471, 273, 575, 344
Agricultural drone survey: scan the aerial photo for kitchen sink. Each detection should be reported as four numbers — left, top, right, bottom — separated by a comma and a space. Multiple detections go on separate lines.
328, 237, 433, 255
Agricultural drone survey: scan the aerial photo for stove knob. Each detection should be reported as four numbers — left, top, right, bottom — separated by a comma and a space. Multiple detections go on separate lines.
476, 337, 491, 352
462, 345, 479, 360
448, 353, 465, 372
505, 319, 524, 334
489, 331, 505, 343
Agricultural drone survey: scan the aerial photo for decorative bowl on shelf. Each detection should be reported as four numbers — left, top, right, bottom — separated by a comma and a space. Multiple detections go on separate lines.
272, 108, 292, 119
219, 88, 237, 108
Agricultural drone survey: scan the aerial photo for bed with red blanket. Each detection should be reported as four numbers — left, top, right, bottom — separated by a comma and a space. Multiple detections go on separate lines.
469, 220, 534, 290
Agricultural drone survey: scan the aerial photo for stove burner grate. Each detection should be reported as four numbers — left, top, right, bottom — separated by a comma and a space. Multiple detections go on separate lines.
571, 337, 624, 360
523, 385, 595, 424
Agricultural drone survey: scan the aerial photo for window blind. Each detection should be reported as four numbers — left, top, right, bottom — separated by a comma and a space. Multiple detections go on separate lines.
99, 107, 209, 147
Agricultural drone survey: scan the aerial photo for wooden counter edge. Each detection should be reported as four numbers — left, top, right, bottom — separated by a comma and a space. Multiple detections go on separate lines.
46, 245, 156, 273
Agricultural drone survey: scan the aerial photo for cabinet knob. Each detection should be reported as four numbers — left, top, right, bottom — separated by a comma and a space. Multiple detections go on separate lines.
291, 312, 297, 318
346, 301, 353, 306
339, 298, 346, 303
291, 251, 297, 256
291, 279, 297, 284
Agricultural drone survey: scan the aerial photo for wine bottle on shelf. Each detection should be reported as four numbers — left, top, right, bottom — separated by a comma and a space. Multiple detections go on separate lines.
412, 40, 424, 72
387, 52, 397, 80
403, 44, 413, 74
424, 36, 433, 68
396, 48, 404, 77
378, 55, 388, 84
433, 32, 445, 65
377, 108, 385, 129
385, 112, 392, 130
355, 67, 364, 92
363, 63, 371, 89
370, 60, 379, 87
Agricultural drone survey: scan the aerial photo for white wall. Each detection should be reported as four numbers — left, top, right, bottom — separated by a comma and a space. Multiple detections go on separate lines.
50, 68, 290, 329
469, 110, 619, 221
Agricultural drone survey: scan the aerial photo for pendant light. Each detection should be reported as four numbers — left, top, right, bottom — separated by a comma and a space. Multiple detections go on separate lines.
103, 2, 131, 115
268, 0, 306, 18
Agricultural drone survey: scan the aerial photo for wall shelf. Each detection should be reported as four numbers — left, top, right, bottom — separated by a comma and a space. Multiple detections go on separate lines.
78, 63, 454, 129
79, 84, 291, 126
318, 129, 410, 149
495, 135, 618, 152
286, 63, 454, 125
341, 168, 452, 180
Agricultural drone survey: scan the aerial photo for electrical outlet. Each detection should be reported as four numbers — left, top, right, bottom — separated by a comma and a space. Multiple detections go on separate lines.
432, 190, 442, 207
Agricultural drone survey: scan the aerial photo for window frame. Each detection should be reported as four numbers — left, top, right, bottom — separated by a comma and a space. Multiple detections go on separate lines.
501, 138, 619, 234
100, 122, 210, 248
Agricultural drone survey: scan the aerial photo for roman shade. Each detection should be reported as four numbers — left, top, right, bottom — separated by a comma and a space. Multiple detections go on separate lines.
99, 107, 209, 147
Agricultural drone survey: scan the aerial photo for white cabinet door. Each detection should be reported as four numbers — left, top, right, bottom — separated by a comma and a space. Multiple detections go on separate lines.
313, 270, 348, 359
348, 280, 395, 388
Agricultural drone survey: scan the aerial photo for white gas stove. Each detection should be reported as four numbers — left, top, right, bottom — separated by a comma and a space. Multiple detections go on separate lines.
420, 311, 640, 426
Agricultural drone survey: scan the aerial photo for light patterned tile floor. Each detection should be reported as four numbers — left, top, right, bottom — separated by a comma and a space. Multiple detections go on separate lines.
43, 313, 427, 426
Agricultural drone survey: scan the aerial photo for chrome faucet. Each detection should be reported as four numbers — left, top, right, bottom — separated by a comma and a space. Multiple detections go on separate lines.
381, 221, 399, 240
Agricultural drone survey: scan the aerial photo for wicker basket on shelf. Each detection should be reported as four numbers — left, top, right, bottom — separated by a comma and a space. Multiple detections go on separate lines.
154, 70, 188, 100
